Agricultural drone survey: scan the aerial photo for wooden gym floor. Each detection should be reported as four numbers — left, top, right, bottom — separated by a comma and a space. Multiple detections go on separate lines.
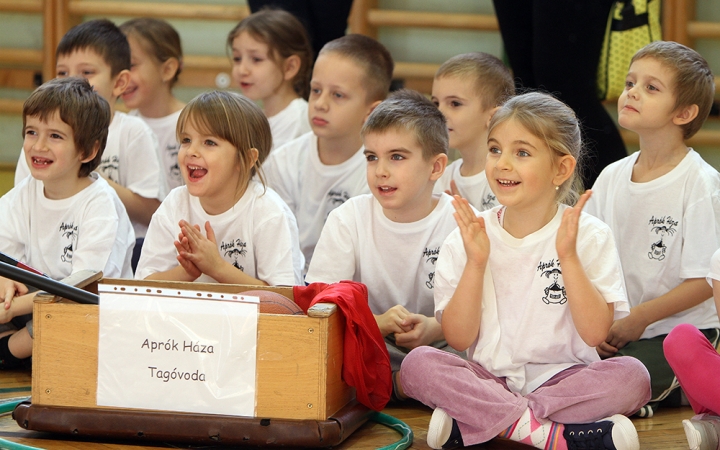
0, 368, 693, 449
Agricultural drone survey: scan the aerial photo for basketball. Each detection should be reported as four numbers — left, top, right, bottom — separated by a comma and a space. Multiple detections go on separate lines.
242, 290, 304, 315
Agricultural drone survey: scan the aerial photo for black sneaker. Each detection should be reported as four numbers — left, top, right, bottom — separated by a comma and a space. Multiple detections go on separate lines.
427, 408, 464, 449
563, 414, 639, 450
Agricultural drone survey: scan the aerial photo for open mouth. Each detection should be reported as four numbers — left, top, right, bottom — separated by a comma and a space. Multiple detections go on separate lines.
31, 156, 53, 166
187, 165, 208, 180
497, 179, 519, 187
378, 186, 396, 194
122, 85, 137, 97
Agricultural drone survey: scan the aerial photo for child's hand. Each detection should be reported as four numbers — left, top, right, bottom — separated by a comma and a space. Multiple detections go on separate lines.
452, 196, 489, 268
175, 220, 224, 278
0, 277, 27, 323
374, 305, 413, 337
174, 224, 202, 280
444, 180, 461, 198
556, 190, 592, 260
395, 314, 443, 349
605, 312, 648, 350
596, 341, 619, 358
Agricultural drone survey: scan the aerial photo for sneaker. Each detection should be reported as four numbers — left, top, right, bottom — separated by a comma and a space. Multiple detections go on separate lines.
563, 414, 639, 450
427, 408, 464, 449
683, 414, 720, 450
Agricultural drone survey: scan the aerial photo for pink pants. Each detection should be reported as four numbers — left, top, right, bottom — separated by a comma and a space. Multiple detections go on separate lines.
401, 346, 651, 445
664, 323, 720, 415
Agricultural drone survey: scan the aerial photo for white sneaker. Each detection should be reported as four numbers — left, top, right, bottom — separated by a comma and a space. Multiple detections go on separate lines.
683, 414, 720, 450
427, 408, 454, 449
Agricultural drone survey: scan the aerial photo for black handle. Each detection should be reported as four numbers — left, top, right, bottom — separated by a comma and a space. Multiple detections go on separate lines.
0, 261, 99, 305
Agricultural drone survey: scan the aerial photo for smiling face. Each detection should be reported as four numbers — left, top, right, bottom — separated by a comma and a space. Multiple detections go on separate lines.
178, 120, 245, 214
23, 111, 95, 199
308, 52, 376, 143
485, 118, 564, 214
56, 48, 122, 105
431, 75, 493, 155
363, 128, 446, 223
231, 31, 286, 103
618, 57, 680, 136
121, 34, 167, 111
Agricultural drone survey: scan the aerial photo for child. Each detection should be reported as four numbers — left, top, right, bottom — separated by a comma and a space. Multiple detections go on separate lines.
664, 248, 720, 450
120, 18, 186, 190
263, 34, 393, 270
399, 92, 651, 450
586, 41, 720, 418
135, 90, 304, 286
0, 77, 134, 368
306, 89, 458, 399
431, 52, 515, 211
14, 19, 167, 270
228, 9, 313, 149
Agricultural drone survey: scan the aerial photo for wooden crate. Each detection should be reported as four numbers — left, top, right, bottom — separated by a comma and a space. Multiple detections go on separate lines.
31, 277, 353, 421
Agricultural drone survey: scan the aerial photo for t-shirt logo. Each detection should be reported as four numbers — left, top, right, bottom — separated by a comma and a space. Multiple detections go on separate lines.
59, 222, 78, 264
538, 258, 566, 305
648, 215, 677, 261
99, 155, 120, 183
220, 238, 247, 271
481, 193, 497, 210
423, 247, 440, 289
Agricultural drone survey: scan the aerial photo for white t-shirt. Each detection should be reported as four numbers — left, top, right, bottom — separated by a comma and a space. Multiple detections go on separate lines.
136, 181, 304, 286
708, 248, 720, 287
435, 205, 629, 395
433, 159, 498, 211
129, 109, 183, 190
268, 98, 312, 151
0, 174, 134, 280
15, 111, 168, 239
262, 131, 370, 270
306, 193, 459, 317
586, 149, 720, 338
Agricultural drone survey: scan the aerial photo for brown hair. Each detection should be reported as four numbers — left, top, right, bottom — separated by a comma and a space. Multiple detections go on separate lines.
23, 77, 111, 178
362, 89, 447, 160
488, 92, 585, 205
227, 9, 313, 99
120, 18, 183, 87
631, 41, 715, 139
177, 91, 272, 192
319, 34, 394, 103
56, 19, 130, 77
435, 52, 515, 110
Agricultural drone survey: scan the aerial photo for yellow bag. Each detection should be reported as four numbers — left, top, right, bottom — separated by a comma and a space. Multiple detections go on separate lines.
597, 0, 662, 101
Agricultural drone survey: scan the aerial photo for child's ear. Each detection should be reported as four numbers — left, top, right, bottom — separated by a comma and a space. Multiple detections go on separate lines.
161, 58, 181, 84
430, 153, 448, 181
80, 141, 101, 163
111, 69, 131, 98
673, 104, 699, 126
485, 106, 501, 128
552, 154, 577, 188
282, 55, 301, 81
363, 100, 382, 122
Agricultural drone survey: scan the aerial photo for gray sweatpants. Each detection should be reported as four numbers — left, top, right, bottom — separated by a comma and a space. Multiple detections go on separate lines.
401, 346, 651, 445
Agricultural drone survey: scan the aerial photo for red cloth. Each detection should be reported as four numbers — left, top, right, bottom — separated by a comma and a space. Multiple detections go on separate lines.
293, 281, 392, 411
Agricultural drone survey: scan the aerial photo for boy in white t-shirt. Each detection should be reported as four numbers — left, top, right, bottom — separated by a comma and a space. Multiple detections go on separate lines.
14, 20, 167, 270
0, 78, 134, 369
431, 52, 514, 211
306, 89, 460, 400
586, 41, 720, 417
263, 34, 393, 270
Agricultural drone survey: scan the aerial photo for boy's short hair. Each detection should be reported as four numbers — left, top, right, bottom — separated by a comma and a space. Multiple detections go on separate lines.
435, 52, 515, 110
362, 89, 448, 160
631, 41, 715, 139
57, 19, 131, 77
319, 34, 394, 103
23, 77, 111, 178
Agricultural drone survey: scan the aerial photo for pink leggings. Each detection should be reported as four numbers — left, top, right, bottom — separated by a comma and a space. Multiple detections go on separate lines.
664, 323, 720, 415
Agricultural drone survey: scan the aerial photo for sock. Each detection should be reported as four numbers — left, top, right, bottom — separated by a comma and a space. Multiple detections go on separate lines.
0, 334, 25, 369
498, 407, 567, 450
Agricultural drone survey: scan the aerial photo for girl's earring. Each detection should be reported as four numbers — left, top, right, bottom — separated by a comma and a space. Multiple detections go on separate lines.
555, 185, 559, 191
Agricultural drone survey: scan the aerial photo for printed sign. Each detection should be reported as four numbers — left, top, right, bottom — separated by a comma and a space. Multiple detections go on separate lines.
96, 284, 259, 417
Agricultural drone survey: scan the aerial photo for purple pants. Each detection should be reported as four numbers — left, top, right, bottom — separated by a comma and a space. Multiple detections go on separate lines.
664, 323, 720, 415
401, 346, 651, 445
